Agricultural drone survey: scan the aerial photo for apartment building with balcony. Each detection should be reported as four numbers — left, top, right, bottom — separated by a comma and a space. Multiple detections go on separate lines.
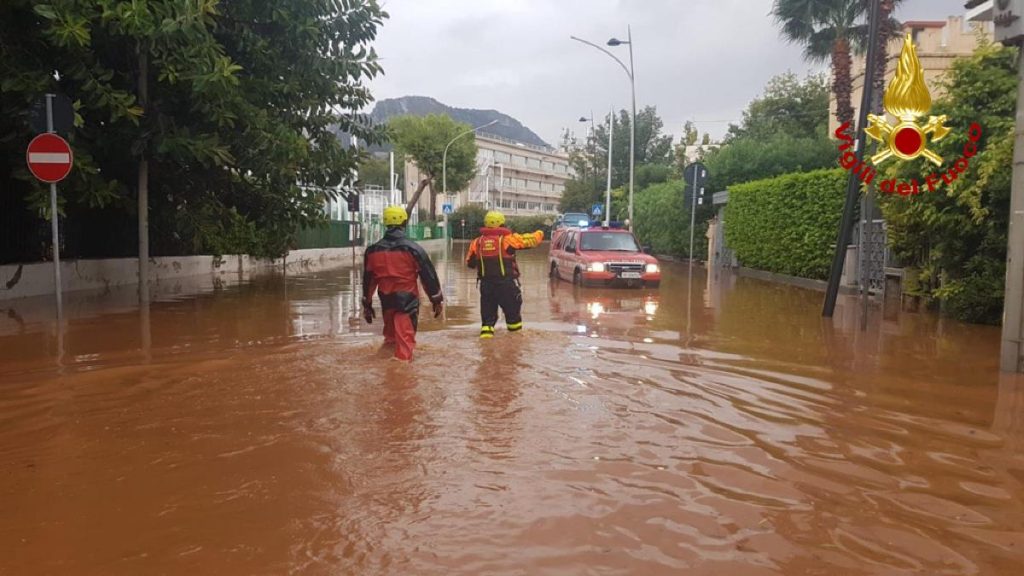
828, 15, 994, 135
404, 132, 574, 216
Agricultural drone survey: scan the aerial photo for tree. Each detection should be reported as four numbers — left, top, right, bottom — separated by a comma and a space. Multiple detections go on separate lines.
389, 114, 477, 219
559, 178, 601, 213
726, 72, 830, 142
0, 0, 387, 259
683, 121, 699, 146
772, 0, 866, 128
358, 156, 397, 190
879, 42, 1018, 324
701, 133, 711, 146
588, 106, 673, 189
704, 72, 834, 189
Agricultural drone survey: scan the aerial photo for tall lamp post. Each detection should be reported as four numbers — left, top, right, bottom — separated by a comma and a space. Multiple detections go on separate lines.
443, 119, 498, 199
571, 28, 636, 231
578, 114, 597, 192
442, 119, 498, 239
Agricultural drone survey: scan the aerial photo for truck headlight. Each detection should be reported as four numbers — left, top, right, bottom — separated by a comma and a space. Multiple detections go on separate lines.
588, 262, 606, 273
645, 263, 659, 274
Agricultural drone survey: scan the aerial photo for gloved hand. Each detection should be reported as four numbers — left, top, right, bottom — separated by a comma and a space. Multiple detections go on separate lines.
534, 230, 545, 242
432, 301, 444, 318
362, 299, 376, 324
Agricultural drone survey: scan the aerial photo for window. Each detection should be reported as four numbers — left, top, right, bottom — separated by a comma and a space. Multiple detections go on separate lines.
517, 201, 527, 209
580, 232, 640, 252
528, 180, 540, 190
565, 233, 578, 253
494, 151, 510, 163
513, 155, 526, 166
555, 164, 567, 173
542, 161, 553, 171
555, 232, 568, 251
527, 158, 541, 168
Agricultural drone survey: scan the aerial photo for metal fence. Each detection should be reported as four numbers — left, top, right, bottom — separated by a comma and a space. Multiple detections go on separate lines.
854, 218, 888, 294
293, 221, 362, 249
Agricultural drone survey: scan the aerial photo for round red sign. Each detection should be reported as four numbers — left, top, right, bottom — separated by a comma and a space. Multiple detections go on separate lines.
26, 133, 73, 183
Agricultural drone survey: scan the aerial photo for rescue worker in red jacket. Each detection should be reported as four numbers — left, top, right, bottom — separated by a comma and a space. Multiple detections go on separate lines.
466, 211, 544, 338
362, 206, 444, 361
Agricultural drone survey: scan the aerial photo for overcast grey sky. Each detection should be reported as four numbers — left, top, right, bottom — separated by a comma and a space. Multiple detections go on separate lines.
368, 0, 971, 146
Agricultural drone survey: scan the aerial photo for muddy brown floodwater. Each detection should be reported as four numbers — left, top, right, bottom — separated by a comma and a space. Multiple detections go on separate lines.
1, 246, 1022, 575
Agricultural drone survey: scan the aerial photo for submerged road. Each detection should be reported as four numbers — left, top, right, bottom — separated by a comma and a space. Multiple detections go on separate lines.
1, 245, 1022, 575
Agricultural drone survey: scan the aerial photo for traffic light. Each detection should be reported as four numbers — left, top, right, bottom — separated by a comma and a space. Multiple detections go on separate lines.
346, 194, 359, 212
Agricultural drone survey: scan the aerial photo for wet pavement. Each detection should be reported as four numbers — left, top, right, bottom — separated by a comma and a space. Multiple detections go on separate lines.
1, 244, 1022, 575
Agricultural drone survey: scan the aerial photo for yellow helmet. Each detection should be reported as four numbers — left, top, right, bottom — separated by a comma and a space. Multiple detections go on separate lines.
484, 210, 506, 228
382, 205, 408, 227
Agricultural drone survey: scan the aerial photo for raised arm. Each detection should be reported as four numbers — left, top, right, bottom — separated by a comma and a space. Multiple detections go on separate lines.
504, 230, 545, 250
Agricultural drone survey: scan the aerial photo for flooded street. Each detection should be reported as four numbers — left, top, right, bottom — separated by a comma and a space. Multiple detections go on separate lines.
2, 246, 1023, 575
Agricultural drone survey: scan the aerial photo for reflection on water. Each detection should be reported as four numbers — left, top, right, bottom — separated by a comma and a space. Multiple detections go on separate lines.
1, 248, 1022, 575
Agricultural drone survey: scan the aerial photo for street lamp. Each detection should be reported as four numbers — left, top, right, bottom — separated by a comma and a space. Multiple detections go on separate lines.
443, 119, 498, 199
571, 26, 636, 231
578, 113, 596, 190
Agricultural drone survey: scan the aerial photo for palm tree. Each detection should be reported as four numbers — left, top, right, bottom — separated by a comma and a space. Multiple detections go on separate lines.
772, 0, 868, 128
870, 0, 905, 113
772, 0, 904, 129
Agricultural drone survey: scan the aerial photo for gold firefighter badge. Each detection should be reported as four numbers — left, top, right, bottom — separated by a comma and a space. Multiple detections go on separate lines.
865, 33, 951, 166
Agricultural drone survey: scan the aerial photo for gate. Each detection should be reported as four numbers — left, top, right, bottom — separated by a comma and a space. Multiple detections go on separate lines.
856, 218, 887, 294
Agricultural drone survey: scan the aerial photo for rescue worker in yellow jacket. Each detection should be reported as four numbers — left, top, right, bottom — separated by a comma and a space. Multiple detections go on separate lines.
466, 211, 544, 338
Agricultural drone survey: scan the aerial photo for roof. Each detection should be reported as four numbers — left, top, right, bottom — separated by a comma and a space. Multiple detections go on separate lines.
964, 0, 989, 9
902, 20, 947, 29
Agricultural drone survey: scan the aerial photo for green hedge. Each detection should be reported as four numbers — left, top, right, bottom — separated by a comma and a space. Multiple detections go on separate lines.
724, 168, 846, 280
633, 180, 691, 257
506, 215, 551, 236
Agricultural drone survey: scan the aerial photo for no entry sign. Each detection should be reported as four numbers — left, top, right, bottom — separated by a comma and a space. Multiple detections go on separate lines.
26, 133, 73, 183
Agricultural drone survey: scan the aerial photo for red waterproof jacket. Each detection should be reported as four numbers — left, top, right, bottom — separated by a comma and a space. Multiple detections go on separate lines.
363, 227, 443, 314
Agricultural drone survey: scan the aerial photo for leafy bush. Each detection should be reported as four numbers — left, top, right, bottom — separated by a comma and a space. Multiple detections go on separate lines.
704, 133, 836, 191
506, 215, 552, 236
449, 204, 487, 238
724, 168, 847, 280
879, 42, 1017, 324
633, 180, 691, 257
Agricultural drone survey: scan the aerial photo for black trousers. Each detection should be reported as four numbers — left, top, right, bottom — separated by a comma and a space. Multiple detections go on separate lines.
480, 279, 523, 330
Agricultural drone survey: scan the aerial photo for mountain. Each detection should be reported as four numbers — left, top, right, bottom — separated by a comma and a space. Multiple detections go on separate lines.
365, 96, 551, 151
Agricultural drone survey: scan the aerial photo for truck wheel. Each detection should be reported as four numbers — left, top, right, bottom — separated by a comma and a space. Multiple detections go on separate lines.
550, 262, 559, 279
573, 269, 583, 287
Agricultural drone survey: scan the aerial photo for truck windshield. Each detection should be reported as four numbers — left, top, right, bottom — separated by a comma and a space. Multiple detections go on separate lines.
580, 233, 640, 252
562, 213, 589, 227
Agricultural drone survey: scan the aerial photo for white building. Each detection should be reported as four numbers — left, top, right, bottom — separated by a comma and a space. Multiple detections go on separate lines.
404, 133, 574, 216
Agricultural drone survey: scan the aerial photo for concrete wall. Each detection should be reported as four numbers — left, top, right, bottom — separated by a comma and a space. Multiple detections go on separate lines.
0, 239, 448, 302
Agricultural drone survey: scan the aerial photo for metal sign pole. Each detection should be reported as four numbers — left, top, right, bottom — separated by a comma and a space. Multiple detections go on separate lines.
45, 93, 63, 321
688, 166, 698, 263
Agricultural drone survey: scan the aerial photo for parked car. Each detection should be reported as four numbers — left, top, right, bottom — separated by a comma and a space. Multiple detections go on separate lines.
554, 212, 590, 231
548, 224, 660, 288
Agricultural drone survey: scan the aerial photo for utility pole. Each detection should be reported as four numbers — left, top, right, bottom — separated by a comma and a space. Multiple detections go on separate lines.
823, 0, 882, 317
1000, 17, 1024, 371
605, 107, 613, 227
976, 0, 1024, 371
137, 47, 149, 305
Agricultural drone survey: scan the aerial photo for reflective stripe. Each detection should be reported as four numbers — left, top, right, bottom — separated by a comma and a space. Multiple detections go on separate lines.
480, 332, 494, 339
480, 326, 495, 333
498, 236, 506, 276
507, 322, 523, 332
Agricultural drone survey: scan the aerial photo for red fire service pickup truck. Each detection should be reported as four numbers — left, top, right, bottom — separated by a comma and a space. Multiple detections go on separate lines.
549, 223, 661, 289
